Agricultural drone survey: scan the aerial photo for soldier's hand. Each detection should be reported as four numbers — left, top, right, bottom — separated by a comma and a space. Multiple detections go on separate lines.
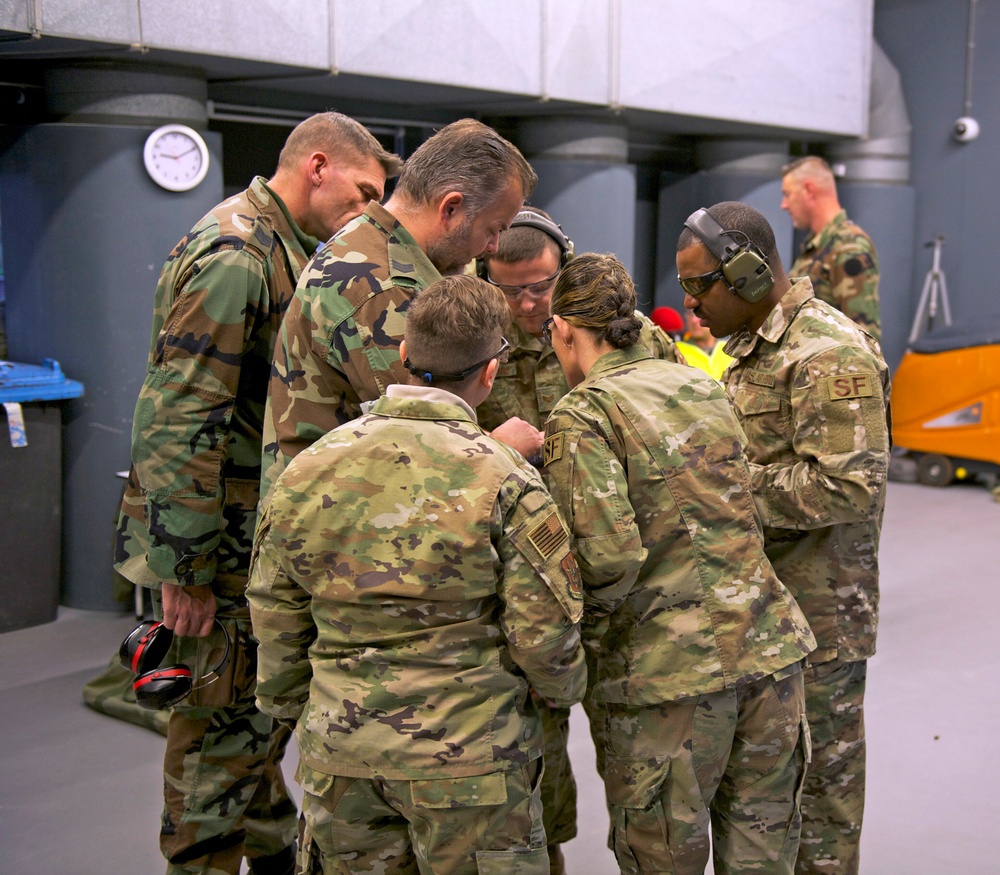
162, 582, 216, 638
491, 417, 544, 461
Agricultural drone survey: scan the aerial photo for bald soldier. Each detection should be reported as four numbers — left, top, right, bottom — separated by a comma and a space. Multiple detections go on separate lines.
781, 156, 881, 342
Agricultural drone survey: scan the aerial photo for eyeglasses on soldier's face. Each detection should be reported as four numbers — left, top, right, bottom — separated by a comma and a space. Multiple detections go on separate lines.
403, 337, 510, 384
541, 317, 556, 347
487, 267, 561, 301
678, 267, 726, 298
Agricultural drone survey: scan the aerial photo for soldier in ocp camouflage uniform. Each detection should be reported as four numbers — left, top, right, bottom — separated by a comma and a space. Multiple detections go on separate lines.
781, 156, 881, 342
677, 202, 890, 875
261, 118, 542, 507
477, 207, 685, 438
114, 113, 402, 875
476, 208, 685, 873
543, 253, 816, 875
249, 275, 587, 875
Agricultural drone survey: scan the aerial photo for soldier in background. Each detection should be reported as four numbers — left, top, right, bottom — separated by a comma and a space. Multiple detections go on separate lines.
476, 207, 684, 873
249, 274, 586, 874
114, 113, 402, 875
544, 252, 815, 875
262, 118, 541, 503
673, 308, 734, 381
677, 202, 890, 875
781, 156, 882, 342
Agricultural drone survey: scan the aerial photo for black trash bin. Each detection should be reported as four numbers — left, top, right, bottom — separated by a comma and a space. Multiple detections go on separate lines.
0, 359, 84, 632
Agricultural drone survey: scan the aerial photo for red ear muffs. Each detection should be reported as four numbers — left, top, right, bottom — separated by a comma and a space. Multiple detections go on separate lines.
119, 618, 231, 710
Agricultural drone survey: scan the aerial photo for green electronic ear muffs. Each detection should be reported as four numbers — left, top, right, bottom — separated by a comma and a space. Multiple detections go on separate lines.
684, 208, 774, 303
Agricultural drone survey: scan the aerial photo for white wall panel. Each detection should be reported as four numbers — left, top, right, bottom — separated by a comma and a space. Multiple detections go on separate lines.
0, 0, 31, 32
543, 0, 612, 105
333, 0, 542, 95
40, 0, 140, 44
138, 0, 329, 69
618, 0, 872, 136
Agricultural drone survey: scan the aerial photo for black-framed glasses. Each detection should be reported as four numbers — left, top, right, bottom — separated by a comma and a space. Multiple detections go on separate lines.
403, 337, 510, 384
487, 268, 561, 300
541, 317, 555, 347
678, 267, 725, 297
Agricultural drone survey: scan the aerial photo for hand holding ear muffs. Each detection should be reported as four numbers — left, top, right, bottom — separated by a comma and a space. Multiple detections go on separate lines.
119, 618, 231, 710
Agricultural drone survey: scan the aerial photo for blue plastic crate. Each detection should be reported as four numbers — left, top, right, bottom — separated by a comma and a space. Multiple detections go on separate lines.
0, 358, 84, 403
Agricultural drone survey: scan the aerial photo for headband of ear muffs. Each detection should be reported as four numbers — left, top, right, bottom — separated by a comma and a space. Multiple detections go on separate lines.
683, 207, 774, 303
119, 618, 231, 710
476, 207, 576, 278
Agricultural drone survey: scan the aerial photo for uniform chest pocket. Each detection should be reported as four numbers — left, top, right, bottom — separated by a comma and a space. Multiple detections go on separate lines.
733, 388, 790, 450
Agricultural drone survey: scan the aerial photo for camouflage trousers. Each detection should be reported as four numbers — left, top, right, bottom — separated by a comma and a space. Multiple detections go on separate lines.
536, 698, 576, 855
600, 665, 809, 875
796, 658, 868, 875
154, 593, 298, 875
296, 759, 549, 874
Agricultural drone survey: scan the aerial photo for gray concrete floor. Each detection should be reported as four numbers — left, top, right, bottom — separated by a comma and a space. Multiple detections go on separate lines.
1, 480, 997, 874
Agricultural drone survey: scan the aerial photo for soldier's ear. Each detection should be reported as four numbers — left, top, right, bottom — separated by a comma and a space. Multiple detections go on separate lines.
481, 356, 499, 389
438, 191, 466, 230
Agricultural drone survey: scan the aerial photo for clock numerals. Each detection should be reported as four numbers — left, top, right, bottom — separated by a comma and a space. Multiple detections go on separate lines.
144, 125, 210, 192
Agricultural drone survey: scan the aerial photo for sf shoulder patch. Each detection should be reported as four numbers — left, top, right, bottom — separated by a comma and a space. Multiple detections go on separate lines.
543, 431, 565, 466
825, 373, 875, 401
527, 512, 568, 559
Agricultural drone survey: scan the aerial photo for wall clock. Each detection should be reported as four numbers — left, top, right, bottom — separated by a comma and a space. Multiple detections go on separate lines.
143, 124, 210, 192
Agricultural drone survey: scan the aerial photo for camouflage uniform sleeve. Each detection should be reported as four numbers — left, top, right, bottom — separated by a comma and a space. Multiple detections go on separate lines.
824, 235, 881, 342
496, 468, 587, 708
637, 312, 685, 365
247, 505, 316, 723
748, 348, 889, 530
543, 402, 646, 624
131, 249, 266, 585
263, 269, 413, 500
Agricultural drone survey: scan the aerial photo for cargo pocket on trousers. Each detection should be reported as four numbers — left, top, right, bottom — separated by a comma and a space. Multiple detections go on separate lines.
604, 755, 672, 873
475, 846, 549, 874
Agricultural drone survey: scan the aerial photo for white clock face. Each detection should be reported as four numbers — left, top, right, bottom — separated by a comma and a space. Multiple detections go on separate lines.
143, 124, 210, 192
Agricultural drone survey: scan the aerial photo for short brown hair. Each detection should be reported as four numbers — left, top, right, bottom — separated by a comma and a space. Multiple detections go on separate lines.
395, 119, 537, 216
405, 275, 511, 382
551, 253, 641, 350
487, 206, 561, 266
278, 112, 403, 177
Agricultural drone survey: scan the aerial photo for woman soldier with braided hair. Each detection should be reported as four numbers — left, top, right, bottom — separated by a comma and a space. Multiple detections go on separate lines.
540, 252, 816, 875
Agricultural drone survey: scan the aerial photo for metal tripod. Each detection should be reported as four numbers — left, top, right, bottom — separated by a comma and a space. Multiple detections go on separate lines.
908, 234, 953, 345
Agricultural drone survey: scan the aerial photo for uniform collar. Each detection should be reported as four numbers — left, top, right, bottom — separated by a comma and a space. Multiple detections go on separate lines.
802, 209, 848, 254
726, 277, 815, 357
251, 176, 321, 256
382, 383, 478, 423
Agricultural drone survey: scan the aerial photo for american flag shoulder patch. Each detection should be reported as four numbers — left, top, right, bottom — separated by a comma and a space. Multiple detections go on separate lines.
527, 512, 568, 558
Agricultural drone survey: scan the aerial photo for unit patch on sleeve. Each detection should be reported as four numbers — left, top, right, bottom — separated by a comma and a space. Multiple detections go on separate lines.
527, 512, 568, 559
825, 373, 875, 401
543, 431, 565, 466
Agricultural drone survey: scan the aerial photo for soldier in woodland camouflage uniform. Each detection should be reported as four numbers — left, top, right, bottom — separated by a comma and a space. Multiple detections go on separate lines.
114, 113, 402, 875
543, 252, 816, 875
249, 274, 587, 875
781, 156, 881, 341
677, 202, 890, 875
261, 118, 542, 506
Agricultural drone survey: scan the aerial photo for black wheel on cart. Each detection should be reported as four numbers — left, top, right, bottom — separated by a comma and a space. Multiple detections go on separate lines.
916, 453, 954, 487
